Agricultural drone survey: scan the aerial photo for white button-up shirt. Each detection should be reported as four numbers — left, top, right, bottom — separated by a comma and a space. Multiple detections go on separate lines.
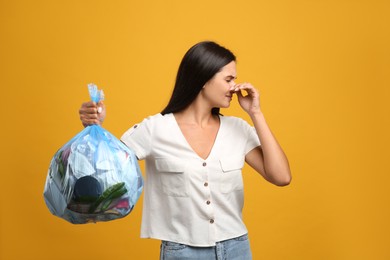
121, 113, 260, 246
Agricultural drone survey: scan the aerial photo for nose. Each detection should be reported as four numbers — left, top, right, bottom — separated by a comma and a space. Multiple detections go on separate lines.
228, 81, 236, 91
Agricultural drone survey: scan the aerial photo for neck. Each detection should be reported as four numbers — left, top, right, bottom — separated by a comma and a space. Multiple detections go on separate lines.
174, 101, 216, 127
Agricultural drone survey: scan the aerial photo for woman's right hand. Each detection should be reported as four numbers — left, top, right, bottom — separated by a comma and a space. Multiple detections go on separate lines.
79, 101, 106, 127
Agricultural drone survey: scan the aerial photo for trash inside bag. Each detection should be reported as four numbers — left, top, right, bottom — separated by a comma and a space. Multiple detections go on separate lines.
43, 84, 143, 224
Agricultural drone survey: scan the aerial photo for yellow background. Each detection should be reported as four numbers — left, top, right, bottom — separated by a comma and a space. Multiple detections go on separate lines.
1, 0, 389, 259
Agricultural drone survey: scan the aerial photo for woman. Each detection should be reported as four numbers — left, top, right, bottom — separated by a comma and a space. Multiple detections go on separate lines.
79, 41, 291, 260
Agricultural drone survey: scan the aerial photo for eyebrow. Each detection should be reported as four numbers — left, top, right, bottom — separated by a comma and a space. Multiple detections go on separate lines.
225, 75, 237, 79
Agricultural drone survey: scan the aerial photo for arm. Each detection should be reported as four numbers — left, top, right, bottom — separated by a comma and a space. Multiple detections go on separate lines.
233, 83, 291, 186
79, 101, 145, 161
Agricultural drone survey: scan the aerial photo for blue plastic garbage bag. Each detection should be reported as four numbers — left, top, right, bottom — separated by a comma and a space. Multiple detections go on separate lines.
43, 84, 143, 224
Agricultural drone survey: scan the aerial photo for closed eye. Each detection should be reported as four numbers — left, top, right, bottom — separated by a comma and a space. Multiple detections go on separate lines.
225, 75, 237, 83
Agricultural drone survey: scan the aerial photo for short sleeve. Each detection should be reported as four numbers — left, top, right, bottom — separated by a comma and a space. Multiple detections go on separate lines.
245, 125, 261, 155
120, 117, 153, 160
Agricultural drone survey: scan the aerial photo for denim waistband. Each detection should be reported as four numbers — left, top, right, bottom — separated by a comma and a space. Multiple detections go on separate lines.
160, 234, 252, 260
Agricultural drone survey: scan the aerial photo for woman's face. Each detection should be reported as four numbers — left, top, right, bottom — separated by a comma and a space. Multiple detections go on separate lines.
202, 61, 237, 109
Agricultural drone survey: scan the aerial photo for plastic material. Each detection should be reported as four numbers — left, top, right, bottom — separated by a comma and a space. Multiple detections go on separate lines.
43, 84, 143, 224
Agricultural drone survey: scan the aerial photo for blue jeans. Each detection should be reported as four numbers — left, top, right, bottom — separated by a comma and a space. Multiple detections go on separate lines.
160, 234, 252, 260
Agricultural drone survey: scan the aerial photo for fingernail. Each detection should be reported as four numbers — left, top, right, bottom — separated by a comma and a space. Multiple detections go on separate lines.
97, 107, 102, 113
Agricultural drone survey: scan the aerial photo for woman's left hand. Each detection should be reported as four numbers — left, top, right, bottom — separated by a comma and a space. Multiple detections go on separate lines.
231, 83, 261, 116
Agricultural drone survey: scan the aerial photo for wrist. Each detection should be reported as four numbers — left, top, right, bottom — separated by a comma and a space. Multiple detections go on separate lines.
248, 107, 263, 118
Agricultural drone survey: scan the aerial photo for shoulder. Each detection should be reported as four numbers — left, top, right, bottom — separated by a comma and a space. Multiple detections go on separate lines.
147, 113, 172, 122
221, 115, 252, 129
143, 113, 165, 122
134, 113, 169, 127
121, 113, 166, 138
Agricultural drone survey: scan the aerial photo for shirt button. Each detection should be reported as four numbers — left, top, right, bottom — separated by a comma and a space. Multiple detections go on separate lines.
202, 162, 207, 167
204, 182, 208, 187
210, 219, 214, 224
133, 125, 138, 128
206, 200, 211, 205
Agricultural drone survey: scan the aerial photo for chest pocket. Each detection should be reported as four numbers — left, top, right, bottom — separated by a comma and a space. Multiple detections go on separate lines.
219, 156, 245, 193
155, 158, 188, 197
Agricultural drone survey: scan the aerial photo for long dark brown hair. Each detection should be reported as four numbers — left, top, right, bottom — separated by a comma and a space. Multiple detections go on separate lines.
161, 41, 236, 115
